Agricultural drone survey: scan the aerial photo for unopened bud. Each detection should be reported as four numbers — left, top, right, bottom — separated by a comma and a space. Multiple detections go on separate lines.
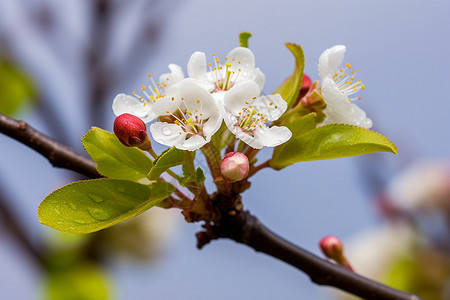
301, 74, 312, 92
113, 113, 151, 150
319, 235, 353, 271
220, 152, 250, 183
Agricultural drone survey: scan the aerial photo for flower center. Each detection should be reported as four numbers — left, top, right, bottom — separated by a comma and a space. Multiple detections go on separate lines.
332, 63, 365, 101
132, 73, 172, 106
163, 98, 207, 137
209, 54, 242, 91
235, 98, 268, 135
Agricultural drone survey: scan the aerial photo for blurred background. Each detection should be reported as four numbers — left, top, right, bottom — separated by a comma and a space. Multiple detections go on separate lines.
0, 0, 449, 299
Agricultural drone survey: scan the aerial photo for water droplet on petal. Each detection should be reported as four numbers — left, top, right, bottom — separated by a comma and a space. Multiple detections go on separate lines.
162, 126, 172, 136
88, 194, 104, 203
88, 207, 110, 221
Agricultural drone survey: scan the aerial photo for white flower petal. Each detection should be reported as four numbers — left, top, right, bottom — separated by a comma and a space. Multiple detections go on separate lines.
227, 47, 256, 72
318, 45, 346, 79
253, 68, 266, 90
177, 135, 207, 151
321, 76, 372, 129
253, 94, 287, 121
177, 79, 218, 118
202, 114, 222, 138
150, 122, 186, 147
253, 125, 292, 147
223, 81, 260, 116
159, 64, 184, 88
187, 52, 214, 92
112, 93, 156, 123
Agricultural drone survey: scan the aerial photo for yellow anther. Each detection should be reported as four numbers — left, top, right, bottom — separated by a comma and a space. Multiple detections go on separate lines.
132, 91, 136, 95
350, 76, 354, 80
345, 63, 352, 69
340, 68, 343, 72
166, 110, 170, 113
225, 57, 228, 60
252, 96, 256, 99
269, 102, 273, 105
238, 61, 241, 64
181, 97, 184, 100
196, 99, 200, 103
143, 103, 147, 106
209, 63, 212, 66
358, 96, 362, 100
148, 74, 152, 77
225, 62, 231, 67
212, 54, 215, 56
232, 58, 235, 61
215, 57, 220, 62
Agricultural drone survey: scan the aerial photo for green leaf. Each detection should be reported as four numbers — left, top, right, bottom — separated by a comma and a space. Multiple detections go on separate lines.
0, 60, 35, 116
273, 43, 305, 109
46, 264, 109, 300
82, 127, 153, 181
196, 167, 206, 183
38, 179, 175, 233
239, 32, 252, 48
270, 124, 397, 169
147, 147, 185, 180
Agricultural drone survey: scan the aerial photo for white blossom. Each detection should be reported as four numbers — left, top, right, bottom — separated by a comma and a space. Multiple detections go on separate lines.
318, 45, 372, 129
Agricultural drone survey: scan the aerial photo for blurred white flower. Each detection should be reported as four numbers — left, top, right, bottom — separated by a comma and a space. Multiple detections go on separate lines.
221, 81, 291, 149
188, 47, 265, 103
318, 45, 372, 129
387, 161, 450, 212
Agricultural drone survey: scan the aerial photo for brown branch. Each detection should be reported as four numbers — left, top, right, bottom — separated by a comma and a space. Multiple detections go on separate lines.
201, 210, 423, 300
0, 113, 101, 178
0, 112, 423, 300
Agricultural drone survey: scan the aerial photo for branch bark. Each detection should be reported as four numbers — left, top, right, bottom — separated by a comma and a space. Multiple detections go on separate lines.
202, 211, 423, 300
0, 113, 101, 179
0, 112, 423, 300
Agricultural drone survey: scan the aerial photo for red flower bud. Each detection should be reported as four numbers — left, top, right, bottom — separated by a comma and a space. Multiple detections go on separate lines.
319, 235, 353, 271
113, 113, 151, 150
319, 235, 344, 260
301, 74, 312, 91
220, 152, 250, 183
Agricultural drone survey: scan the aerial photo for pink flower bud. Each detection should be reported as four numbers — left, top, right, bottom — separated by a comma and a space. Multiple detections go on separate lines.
319, 235, 344, 260
301, 74, 312, 91
319, 235, 353, 271
220, 152, 250, 183
113, 113, 151, 150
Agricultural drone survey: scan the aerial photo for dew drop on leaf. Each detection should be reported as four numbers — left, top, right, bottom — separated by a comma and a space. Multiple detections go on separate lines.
88, 207, 110, 221
88, 194, 104, 203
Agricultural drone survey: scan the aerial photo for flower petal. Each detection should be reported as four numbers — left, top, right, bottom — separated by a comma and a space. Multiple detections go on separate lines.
253, 94, 287, 121
227, 47, 256, 72
223, 81, 260, 116
253, 125, 292, 147
187, 52, 214, 92
159, 64, 184, 88
202, 114, 222, 138
112, 93, 156, 123
321, 76, 372, 129
177, 79, 218, 118
253, 68, 266, 90
318, 45, 346, 79
150, 122, 186, 147
178, 135, 207, 151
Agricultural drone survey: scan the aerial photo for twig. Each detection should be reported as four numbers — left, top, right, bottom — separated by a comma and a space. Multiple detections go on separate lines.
0, 113, 101, 179
0, 112, 423, 300
204, 210, 423, 300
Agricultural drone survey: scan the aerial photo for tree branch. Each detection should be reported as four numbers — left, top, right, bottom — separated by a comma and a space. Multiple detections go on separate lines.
0, 113, 101, 179
0, 112, 423, 300
200, 211, 423, 300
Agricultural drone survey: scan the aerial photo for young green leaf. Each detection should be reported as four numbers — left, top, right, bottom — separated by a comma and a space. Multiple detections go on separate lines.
38, 179, 175, 233
273, 43, 305, 110
82, 127, 153, 181
147, 147, 185, 180
0, 60, 35, 116
239, 32, 252, 48
271, 124, 397, 169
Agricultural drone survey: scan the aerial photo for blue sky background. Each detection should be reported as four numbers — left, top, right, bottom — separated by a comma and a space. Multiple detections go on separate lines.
0, 0, 449, 299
